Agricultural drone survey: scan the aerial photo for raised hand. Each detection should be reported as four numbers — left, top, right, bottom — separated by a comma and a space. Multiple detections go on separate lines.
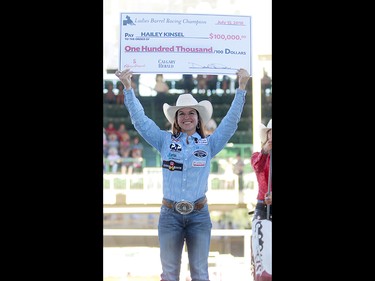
236, 68, 251, 90
115, 69, 133, 90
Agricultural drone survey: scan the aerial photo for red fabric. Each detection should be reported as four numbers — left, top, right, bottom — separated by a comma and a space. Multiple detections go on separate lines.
255, 274, 272, 281
105, 123, 118, 137
251, 151, 271, 201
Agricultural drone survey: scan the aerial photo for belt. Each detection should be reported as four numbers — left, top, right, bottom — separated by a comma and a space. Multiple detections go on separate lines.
162, 197, 207, 215
257, 199, 265, 204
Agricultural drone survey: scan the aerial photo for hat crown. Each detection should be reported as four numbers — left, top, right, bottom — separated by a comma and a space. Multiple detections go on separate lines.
175, 94, 199, 107
266, 119, 272, 129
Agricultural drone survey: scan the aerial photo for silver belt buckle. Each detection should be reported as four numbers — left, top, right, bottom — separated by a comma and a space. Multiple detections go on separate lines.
175, 201, 194, 215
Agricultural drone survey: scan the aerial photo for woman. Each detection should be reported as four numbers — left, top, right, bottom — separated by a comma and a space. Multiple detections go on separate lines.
115, 68, 250, 281
251, 119, 272, 218
250, 119, 272, 281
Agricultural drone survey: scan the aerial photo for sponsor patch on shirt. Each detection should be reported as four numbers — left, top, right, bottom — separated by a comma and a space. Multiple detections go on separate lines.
162, 160, 183, 171
192, 161, 206, 167
167, 152, 180, 160
193, 150, 207, 158
171, 133, 182, 142
169, 143, 182, 152
194, 138, 208, 144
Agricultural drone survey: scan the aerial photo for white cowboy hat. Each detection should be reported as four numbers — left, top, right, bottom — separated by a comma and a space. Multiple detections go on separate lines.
163, 94, 213, 125
259, 119, 272, 143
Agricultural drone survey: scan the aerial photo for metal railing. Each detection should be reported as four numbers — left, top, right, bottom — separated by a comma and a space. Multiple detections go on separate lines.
103, 168, 258, 206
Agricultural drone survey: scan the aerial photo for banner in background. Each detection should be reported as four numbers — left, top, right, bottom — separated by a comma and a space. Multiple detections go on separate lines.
119, 13, 251, 75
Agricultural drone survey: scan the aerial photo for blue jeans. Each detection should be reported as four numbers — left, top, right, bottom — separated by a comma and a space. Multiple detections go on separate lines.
158, 203, 212, 281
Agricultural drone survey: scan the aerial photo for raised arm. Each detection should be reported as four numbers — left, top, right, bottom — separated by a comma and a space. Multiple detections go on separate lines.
115, 69, 133, 90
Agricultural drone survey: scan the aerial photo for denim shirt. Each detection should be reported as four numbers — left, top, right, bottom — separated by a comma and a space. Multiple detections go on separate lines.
124, 88, 246, 202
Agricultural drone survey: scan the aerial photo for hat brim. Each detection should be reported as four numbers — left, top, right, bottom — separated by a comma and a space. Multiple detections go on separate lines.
163, 101, 213, 126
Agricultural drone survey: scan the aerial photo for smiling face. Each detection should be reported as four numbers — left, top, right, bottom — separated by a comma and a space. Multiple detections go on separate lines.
176, 107, 199, 135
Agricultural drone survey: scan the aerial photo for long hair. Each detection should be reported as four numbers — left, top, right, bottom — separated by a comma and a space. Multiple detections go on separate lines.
171, 110, 207, 138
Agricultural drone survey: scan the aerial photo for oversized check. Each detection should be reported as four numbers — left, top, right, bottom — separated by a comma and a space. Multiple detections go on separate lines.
119, 13, 251, 75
